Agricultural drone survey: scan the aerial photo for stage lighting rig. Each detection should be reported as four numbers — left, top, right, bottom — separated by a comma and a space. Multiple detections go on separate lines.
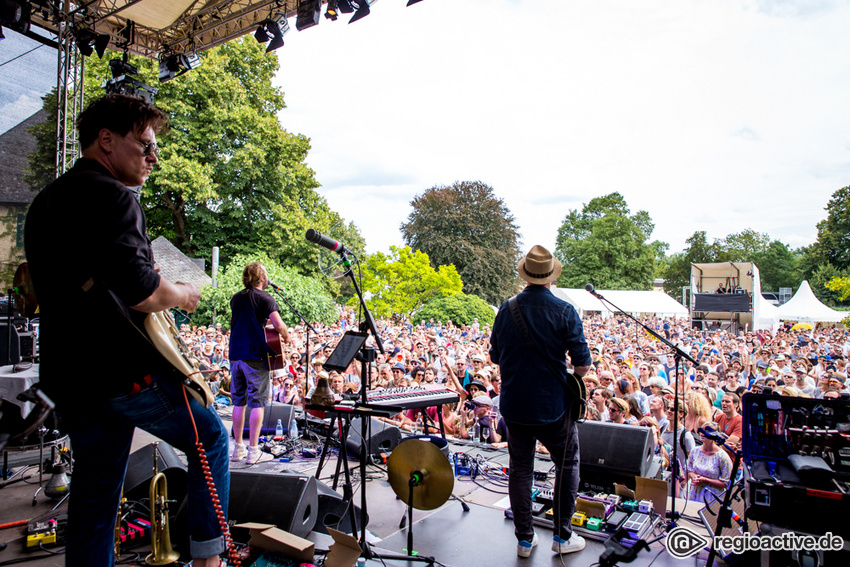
296, 0, 321, 31
0, 0, 31, 37
407, 0, 424, 5
349, 0, 377, 24
254, 12, 289, 52
324, 0, 339, 20
103, 56, 157, 105
74, 26, 110, 58
158, 51, 201, 82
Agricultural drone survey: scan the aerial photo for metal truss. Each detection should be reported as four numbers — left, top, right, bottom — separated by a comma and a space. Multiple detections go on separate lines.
54, 18, 86, 176
32, 0, 300, 60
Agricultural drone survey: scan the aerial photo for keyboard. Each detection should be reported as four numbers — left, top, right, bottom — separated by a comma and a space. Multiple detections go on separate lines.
365, 387, 460, 410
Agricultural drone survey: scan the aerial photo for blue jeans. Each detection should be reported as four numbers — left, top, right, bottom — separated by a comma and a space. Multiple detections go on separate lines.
63, 373, 230, 566
506, 412, 580, 542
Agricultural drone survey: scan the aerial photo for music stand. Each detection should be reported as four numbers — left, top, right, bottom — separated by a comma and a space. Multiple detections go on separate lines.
322, 331, 367, 373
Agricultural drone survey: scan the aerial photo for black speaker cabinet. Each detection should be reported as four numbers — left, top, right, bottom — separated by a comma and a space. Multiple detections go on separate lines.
0, 323, 21, 365
345, 417, 401, 459
576, 420, 653, 492
315, 480, 368, 535
123, 442, 189, 552
228, 470, 317, 538
241, 402, 295, 437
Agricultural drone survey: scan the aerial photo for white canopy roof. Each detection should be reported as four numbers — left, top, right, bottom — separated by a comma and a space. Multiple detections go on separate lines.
775, 281, 847, 323
551, 288, 688, 317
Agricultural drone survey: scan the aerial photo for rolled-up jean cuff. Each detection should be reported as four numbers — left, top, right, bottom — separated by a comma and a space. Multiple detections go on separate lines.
191, 534, 225, 559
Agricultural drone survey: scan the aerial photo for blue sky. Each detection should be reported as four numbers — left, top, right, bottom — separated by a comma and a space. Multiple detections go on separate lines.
3, 0, 849, 259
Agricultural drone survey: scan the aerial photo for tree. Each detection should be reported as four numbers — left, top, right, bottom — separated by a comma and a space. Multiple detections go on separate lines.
400, 181, 521, 305
415, 294, 496, 327
720, 229, 770, 261
663, 231, 728, 300
354, 246, 463, 319
196, 254, 337, 327
800, 185, 850, 306
25, 40, 363, 282
751, 240, 801, 292
554, 193, 664, 290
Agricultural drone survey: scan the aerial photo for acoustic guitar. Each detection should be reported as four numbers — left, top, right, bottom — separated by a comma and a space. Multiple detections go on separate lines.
145, 310, 215, 407
265, 324, 285, 372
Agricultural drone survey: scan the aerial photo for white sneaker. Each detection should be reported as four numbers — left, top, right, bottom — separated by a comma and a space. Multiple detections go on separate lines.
231, 443, 247, 462
246, 445, 271, 464
517, 532, 538, 558
552, 533, 586, 554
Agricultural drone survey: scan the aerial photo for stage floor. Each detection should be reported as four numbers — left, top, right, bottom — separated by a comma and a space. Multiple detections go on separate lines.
0, 407, 717, 567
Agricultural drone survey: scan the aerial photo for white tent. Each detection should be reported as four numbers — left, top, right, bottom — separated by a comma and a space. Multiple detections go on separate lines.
775, 281, 847, 323
756, 300, 781, 331
551, 288, 688, 318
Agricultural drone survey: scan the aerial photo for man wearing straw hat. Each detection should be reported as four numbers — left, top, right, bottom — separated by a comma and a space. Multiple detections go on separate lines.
490, 245, 592, 558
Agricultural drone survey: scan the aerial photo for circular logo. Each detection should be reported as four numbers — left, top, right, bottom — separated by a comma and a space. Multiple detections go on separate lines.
666, 526, 710, 559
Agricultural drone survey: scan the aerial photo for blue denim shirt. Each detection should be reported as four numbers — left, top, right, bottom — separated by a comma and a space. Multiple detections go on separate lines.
490, 285, 592, 425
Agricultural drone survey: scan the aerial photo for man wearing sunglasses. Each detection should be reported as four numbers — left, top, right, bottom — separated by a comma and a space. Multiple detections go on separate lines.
25, 94, 227, 567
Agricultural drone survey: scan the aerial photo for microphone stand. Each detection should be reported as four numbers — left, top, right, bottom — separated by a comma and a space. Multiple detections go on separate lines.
586, 286, 697, 529
267, 285, 318, 386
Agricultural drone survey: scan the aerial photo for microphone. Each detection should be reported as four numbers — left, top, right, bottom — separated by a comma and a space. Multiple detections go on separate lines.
305, 228, 349, 256
267, 281, 281, 291
585, 283, 599, 297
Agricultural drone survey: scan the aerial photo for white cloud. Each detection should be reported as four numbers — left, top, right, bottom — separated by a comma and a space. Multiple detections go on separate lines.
269, 1, 850, 255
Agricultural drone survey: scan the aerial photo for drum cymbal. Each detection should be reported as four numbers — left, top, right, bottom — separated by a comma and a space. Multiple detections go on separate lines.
12, 262, 37, 319
387, 437, 454, 511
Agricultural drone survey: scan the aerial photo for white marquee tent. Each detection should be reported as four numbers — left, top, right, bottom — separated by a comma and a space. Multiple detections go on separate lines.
550, 288, 688, 318
776, 281, 847, 323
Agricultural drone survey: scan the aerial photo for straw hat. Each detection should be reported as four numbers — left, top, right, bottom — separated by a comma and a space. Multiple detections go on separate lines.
518, 245, 562, 285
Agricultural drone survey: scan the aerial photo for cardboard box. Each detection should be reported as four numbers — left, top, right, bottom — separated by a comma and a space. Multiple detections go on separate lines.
233, 523, 314, 563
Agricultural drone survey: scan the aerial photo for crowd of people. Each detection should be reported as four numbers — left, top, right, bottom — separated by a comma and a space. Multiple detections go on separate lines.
182, 305, 849, 503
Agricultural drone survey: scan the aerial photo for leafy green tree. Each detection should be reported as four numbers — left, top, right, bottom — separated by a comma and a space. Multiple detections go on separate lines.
720, 229, 770, 261
751, 240, 801, 292
800, 186, 850, 306
663, 231, 729, 299
400, 181, 521, 305
415, 294, 495, 327
354, 246, 463, 319
555, 193, 664, 290
196, 254, 337, 327
25, 40, 363, 282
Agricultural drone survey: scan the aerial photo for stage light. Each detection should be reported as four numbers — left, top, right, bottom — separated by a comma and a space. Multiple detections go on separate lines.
104, 57, 158, 104
407, 0, 424, 5
75, 27, 111, 58
324, 0, 339, 20
349, 0, 376, 24
296, 0, 321, 31
254, 13, 289, 53
336, 0, 355, 13
0, 0, 30, 35
158, 51, 201, 82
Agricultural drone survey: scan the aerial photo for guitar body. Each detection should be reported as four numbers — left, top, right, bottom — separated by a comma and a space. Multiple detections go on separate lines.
145, 310, 215, 407
265, 324, 285, 372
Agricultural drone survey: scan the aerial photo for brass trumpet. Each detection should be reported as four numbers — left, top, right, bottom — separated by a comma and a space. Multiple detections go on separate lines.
146, 442, 180, 565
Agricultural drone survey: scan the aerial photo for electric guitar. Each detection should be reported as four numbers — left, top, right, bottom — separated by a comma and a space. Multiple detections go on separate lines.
145, 310, 215, 407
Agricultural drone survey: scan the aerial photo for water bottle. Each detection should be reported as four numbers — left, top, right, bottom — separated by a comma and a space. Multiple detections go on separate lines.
289, 418, 299, 440
275, 419, 283, 438
356, 558, 367, 567
472, 420, 480, 443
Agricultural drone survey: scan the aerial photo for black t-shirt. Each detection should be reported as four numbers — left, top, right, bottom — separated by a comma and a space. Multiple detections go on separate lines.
229, 287, 280, 361
25, 159, 163, 404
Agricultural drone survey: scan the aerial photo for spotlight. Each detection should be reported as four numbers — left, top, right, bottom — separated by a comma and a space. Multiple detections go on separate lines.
158, 51, 201, 82
349, 0, 376, 24
407, 0, 424, 5
75, 27, 111, 58
104, 57, 157, 104
254, 13, 289, 53
324, 0, 338, 20
296, 0, 321, 31
336, 0, 355, 13
0, 0, 30, 35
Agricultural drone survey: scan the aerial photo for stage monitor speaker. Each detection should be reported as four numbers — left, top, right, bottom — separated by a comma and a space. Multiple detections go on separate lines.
576, 420, 653, 492
315, 480, 369, 535
345, 417, 401, 459
0, 323, 21, 365
241, 402, 295, 437
229, 470, 317, 538
123, 442, 189, 551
